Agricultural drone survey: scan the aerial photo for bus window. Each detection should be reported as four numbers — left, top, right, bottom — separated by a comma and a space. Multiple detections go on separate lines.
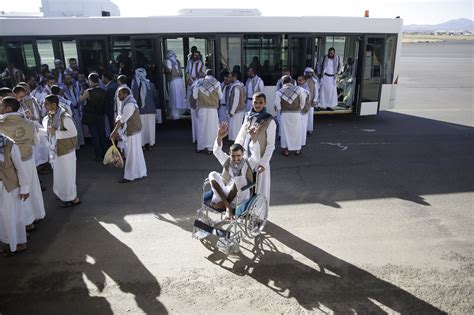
4, 41, 26, 85
219, 37, 241, 79
37, 39, 55, 70
79, 39, 107, 74
188, 37, 214, 71
23, 42, 37, 75
132, 37, 156, 83
289, 36, 313, 77
61, 40, 78, 68
383, 35, 397, 84
112, 36, 132, 77
362, 37, 384, 102
243, 34, 287, 85
0, 43, 9, 87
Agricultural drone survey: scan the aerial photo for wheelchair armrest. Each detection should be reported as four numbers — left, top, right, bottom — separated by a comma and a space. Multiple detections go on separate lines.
240, 182, 256, 191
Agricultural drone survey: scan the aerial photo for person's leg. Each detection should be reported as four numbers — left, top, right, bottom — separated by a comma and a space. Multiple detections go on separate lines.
97, 116, 108, 158
87, 122, 102, 159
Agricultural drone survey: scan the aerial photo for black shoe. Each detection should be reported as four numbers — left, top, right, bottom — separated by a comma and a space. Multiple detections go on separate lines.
118, 178, 131, 184
144, 143, 151, 150
326, 107, 333, 111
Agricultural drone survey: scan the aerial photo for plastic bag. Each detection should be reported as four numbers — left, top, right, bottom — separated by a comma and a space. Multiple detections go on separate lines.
103, 140, 124, 168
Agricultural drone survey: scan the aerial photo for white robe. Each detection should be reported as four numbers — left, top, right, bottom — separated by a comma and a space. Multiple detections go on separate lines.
118, 103, 147, 181
34, 119, 50, 166
42, 114, 78, 202
275, 86, 307, 151
235, 116, 276, 205
195, 108, 219, 151
320, 59, 338, 108
301, 112, 308, 146
0, 144, 28, 252
307, 107, 314, 132
140, 114, 156, 146
193, 80, 222, 151
168, 78, 187, 118
228, 86, 245, 141
22, 158, 45, 224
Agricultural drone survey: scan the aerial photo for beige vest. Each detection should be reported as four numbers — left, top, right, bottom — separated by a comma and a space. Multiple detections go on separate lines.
228, 84, 246, 114
242, 116, 272, 158
0, 114, 35, 161
126, 107, 142, 136
197, 90, 219, 109
221, 158, 254, 186
280, 97, 301, 112
0, 141, 20, 192
56, 112, 77, 157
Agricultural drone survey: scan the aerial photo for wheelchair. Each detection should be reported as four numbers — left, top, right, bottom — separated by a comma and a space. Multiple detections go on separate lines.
192, 173, 268, 254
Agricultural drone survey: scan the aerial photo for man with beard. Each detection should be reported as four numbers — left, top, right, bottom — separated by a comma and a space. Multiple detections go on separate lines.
235, 92, 276, 205
210, 121, 260, 220
110, 87, 147, 183
317, 47, 341, 110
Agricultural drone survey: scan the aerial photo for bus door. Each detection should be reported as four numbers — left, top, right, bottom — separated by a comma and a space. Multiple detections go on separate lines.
288, 35, 314, 77
358, 36, 385, 116
131, 36, 162, 120
216, 35, 243, 79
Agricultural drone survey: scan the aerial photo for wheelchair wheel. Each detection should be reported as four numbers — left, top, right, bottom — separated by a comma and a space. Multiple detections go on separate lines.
244, 194, 268, 238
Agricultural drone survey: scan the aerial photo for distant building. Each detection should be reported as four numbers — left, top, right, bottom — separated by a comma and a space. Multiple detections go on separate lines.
41, 0, 120, 17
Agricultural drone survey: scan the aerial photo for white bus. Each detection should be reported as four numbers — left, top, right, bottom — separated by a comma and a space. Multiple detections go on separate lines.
0, 12, 403, 117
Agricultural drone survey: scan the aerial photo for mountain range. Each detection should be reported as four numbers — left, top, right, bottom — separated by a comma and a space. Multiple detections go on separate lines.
403, 18, 473, 32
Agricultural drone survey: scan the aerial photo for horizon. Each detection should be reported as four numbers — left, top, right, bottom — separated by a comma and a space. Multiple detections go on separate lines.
1, 0, 473, 25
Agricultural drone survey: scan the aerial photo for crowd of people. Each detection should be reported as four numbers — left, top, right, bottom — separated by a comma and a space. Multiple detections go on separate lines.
0, 46, 355, 255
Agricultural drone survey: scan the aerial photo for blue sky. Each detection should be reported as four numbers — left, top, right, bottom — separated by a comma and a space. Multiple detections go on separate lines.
1, 0, 473, 24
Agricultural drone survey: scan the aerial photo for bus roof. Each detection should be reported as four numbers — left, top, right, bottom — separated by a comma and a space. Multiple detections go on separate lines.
0, 15, 403, 37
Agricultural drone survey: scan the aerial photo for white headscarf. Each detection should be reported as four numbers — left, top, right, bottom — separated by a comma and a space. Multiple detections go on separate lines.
133, 68, 150, 108
166, 50, 180, 72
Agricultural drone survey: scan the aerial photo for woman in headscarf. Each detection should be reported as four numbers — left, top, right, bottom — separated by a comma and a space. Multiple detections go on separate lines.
164, 50, 187, 120
131, 68, 159, 149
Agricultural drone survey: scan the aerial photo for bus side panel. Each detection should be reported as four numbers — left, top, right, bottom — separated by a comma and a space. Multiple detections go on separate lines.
379, 84, 394, 111
263, 86, 277, 116
360, 102, 378, 116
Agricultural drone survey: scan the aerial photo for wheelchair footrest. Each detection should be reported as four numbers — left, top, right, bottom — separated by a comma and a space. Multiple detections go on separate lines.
193, 219, 230, 238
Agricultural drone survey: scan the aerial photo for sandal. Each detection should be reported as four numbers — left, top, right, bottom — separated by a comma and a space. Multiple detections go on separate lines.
60, 199, 81, 208
282, 150, 289, 156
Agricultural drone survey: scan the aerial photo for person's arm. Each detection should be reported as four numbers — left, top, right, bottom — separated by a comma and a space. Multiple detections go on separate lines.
192, 84, 199, 100
111, 103, 134, 140
258, 120, 276, 172
299, 89, 307, 109
79, 89, 89, 102
217, 84, 223, 99
11, 144, 29, 200
247, 125, 261, 170
55, 116, 77, 139
164, 60, 172, 73
213, 122, 230, 165
274, 92, 282, 112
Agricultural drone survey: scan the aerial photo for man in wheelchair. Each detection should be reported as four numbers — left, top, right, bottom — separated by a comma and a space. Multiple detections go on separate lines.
209, 121, 260, 220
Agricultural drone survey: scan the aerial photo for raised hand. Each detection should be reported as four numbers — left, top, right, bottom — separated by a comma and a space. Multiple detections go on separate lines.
217, 121, 229, 140
249, 123, 260, 142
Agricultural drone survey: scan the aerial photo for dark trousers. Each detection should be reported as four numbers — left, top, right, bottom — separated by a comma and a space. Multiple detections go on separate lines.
87, 117, 108, 159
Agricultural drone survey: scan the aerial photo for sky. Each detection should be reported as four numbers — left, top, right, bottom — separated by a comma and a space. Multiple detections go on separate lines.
0, 0, 473, 25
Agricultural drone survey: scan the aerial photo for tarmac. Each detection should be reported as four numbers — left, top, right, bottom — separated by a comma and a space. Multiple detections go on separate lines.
0, 41, 473, 314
